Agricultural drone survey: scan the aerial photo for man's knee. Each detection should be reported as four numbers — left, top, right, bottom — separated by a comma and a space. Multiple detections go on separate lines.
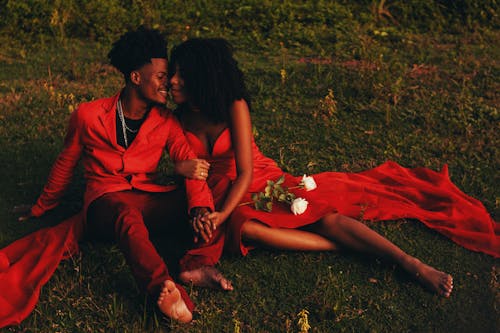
98, 192, 134, 211
113, 205, 147, 236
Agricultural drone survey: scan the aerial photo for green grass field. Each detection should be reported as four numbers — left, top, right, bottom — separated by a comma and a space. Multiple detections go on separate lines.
0, 1, 498, 332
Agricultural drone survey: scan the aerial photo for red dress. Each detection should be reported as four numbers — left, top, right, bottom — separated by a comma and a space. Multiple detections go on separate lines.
180, 127, 499, 269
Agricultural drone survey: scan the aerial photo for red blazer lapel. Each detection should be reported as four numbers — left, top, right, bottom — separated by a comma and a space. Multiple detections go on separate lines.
97, 93, 123, 151
134, 105, 164, 144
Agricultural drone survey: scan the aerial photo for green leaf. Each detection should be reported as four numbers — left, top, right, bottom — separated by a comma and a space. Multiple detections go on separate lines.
276, 175, 285, 185
265, 185, 272, 197
265, 201, 273, 212
273, 185, 285, 200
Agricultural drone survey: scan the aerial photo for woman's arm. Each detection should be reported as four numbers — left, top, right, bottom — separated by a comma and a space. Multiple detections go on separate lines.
165, 112, 215, 213
206, 99, 253, 227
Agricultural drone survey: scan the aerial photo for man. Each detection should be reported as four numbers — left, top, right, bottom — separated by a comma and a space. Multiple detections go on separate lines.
19, 27, 213, 323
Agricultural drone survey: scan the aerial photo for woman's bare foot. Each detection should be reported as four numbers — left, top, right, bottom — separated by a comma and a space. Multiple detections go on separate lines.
157, 280, 193, 323
402, 256, 453, 297
179, 266, 233, 290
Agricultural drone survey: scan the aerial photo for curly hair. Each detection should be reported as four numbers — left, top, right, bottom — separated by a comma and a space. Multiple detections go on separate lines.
108, 26, 167, 81
169, 38, 250, 123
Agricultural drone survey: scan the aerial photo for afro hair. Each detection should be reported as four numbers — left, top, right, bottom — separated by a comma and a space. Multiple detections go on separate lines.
108, 26, 167, 81
169, 38, 250, 123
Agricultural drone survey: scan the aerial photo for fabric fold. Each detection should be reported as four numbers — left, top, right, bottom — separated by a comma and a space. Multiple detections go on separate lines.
0, 213, 83, 327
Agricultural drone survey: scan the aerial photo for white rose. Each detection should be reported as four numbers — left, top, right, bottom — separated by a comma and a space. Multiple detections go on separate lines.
291, 197, 308, 215
301, 174, 317, 191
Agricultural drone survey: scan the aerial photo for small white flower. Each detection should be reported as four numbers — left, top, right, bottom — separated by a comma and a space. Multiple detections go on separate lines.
291, 197, 308, 215
301, 174, 317, 191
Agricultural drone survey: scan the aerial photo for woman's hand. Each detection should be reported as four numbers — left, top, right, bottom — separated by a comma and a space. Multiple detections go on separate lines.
13, 204, 34, 222
204, 211, 229, 230
175, 159, 210, 180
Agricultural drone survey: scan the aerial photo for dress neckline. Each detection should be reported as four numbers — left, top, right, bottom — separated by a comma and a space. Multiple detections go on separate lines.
184, 127, 229, 156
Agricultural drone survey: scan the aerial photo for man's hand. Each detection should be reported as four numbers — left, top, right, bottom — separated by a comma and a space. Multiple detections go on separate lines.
13, 204, 34, 222
189, 207, 213, 243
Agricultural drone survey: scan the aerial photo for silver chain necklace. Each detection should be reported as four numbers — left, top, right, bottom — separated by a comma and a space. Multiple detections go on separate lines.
117, 99, 139, 148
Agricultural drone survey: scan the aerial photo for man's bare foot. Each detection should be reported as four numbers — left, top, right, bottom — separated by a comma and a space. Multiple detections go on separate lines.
179, 266, 233, 290
403, 257, 453, 297
157, 280, 193, 323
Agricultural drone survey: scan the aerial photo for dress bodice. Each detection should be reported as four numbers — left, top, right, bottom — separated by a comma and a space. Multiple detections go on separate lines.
184, 128, 283, 192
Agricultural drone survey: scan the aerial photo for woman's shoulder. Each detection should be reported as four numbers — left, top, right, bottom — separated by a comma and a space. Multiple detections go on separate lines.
230, 99, 252, 127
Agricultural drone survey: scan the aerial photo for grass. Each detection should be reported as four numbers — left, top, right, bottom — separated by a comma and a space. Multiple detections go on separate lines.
1, 1, 499, 332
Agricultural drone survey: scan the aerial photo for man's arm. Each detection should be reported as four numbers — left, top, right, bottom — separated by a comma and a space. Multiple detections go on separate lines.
29, 108, 84, 218
164, 112, 214, 213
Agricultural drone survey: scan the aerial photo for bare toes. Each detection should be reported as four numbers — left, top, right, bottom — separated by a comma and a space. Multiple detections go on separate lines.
443, 275, 453, 296
221, 278, 233, 291
157, 280, 192, 323
180, 266, 233, 290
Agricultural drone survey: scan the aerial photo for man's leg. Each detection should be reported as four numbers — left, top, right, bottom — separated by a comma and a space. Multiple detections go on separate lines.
86, 190, 193, 322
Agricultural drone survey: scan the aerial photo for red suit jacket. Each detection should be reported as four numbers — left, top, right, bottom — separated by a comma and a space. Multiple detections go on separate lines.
31, 92, 213, 216
1, 92, 213, 327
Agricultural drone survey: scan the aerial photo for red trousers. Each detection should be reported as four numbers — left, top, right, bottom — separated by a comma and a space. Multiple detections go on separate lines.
86, 189, 193, 307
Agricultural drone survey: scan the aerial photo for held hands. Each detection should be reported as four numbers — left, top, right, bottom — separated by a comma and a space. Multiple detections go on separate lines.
203, 211, 227, 230
189, 207, 213, 243
175, 159, 210, 180
189, 208, 228, 243
13, 204, 34, 222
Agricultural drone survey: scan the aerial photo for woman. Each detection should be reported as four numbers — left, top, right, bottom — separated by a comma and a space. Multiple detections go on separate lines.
169, 38, 498, 297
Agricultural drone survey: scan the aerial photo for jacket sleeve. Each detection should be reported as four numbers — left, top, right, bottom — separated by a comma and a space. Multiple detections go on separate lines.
31, 108, 84, 217
164, 113, 214, 213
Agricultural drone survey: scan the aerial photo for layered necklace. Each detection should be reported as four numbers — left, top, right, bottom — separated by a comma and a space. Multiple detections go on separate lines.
117, 99, 139, 148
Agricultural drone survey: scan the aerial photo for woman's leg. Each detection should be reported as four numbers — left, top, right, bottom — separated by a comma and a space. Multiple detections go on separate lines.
241, 220, 339, 251
308, 213, 453, 297
180, 219, 339, 290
